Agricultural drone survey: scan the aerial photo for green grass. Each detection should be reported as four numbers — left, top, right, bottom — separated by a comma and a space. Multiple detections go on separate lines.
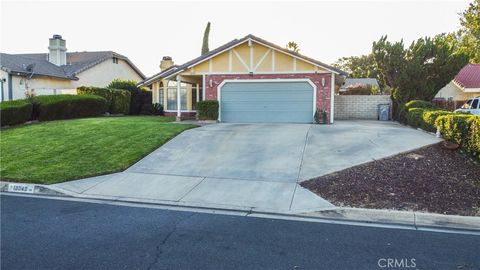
0, 116, 197, 184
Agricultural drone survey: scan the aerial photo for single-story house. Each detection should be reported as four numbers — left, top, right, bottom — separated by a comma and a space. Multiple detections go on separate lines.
138, 34, 347, 123
435, 64, 480, 103
0, 35, 146, 101
339, 78, 380, 94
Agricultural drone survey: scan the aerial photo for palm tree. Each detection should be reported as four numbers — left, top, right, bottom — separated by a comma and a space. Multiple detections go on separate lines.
286, 41, 300, 53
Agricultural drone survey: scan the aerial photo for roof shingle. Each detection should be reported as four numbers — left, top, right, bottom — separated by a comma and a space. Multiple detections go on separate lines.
453, 64, 480, 89
0, 51, 145, 80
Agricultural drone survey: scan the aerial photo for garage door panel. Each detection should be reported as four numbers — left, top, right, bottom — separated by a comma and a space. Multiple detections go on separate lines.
221, 111, 312, 123
220, 81, 314, 123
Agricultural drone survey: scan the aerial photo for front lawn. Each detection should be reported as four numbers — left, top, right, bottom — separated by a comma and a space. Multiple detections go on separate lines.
0, 116, 196, 184
301, 143, 480, 216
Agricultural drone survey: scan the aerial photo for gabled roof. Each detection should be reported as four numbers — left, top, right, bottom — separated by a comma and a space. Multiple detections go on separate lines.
341, 78, 380, 89
453, 64, 480, 89
0, 51, 146, 80
139, 34, 347, 86
0, 53, 72, 80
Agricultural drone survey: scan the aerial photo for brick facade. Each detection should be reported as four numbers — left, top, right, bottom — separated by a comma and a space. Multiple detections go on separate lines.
204, 73, 333, 122
334, 95, 391, 120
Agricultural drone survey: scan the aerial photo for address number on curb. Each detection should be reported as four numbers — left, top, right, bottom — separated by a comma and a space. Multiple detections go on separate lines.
7, 183, 35, 194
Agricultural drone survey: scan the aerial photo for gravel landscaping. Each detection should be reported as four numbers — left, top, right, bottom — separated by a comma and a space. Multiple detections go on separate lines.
301, 143, 480, 216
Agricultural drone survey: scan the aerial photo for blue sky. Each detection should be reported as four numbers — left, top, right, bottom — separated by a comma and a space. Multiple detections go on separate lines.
1, 0, 471, 76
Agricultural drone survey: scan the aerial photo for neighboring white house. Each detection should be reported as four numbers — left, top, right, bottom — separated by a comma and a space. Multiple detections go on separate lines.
0, 35, 146, 101
435, 64, 480, 102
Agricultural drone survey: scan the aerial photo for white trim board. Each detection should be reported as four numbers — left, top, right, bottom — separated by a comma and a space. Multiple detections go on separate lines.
216, 78, 317, 122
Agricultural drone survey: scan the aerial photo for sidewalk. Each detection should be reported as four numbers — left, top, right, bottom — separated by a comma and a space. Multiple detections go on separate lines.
41, 172, 335, 214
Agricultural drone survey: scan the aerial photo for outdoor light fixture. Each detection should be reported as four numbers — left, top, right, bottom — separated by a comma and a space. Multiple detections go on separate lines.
209, 79, 213, 87
321, 77, 326, 87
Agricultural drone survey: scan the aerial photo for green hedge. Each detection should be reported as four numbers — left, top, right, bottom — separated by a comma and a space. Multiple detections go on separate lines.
404, 100, 437, 110
77, 86, 131, 114
435, 114, 473, 145
197, 100, 219, 120
77, 86, 113, 109
107, 79, 149, 115
35, 95, 107, 121
435, 114, 480, 159
0, 99, 33, 126
110, 89, 131, 114
466, 117, 480, 159
402, 99, 479, 158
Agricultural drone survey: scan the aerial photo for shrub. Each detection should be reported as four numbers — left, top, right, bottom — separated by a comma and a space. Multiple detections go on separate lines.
34, 95, 107, 121
140, 91, 153, 114
77, 86, 113, 109
435, 114, 473, 145
141, 103, 164, 115
107, 79, 149, 115
110, 89, 131, 114
0, 99, 33, 126
465, 116, 480, 159
404, 100, 436, 110
197, 100, 219, 120
422, 110, 451, 132
405, 108, 427, 129
78, 86, 131, 115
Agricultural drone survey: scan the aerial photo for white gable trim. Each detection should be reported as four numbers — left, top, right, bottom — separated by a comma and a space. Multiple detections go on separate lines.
166, 37, 340, 79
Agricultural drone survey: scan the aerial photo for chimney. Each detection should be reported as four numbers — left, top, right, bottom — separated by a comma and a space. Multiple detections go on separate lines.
160, 56, 174, 71
48, 34, 67, 66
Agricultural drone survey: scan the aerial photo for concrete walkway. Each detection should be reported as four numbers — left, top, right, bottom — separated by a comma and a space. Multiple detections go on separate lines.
52, 121, 441, 214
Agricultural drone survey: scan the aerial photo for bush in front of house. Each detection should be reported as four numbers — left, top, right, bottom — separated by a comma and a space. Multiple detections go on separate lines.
422, 110, 451, 132
110, 89, 131, 114
435, 114, 473, 145
196, 100, 219, 120
35, 94, 107, 121
77, 86, 113, 109
107, 79, 150, 115
435, 114, 480, 159
405, 108, 428, 130
404, 100, 437, 110
465, 116, 480, 159
0, 99, 33, 126
141, 103, 164, 116
77, 86, 131, 115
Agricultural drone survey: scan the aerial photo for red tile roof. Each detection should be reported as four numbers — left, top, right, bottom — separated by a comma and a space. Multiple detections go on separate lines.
453, 64, 480, 89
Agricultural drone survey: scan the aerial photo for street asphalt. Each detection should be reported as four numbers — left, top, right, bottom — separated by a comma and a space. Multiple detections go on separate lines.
1, 194, 479, 270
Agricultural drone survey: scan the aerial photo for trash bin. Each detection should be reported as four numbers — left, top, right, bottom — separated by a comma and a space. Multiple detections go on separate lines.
378, 104, 390, 121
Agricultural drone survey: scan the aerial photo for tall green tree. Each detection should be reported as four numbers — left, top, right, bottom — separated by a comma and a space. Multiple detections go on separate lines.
201, 22, 211, 55
333, 54, 380, 82
458, 0, 480, 63
372, 35, 469, 116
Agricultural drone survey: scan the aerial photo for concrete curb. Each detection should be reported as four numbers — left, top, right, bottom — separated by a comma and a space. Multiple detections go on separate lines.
302, 208, 480, 232
2, 181, 479, 233
0, 182, 65, 196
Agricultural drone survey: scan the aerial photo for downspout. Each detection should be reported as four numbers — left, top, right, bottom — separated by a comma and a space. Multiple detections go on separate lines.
8, 73, 13, 100
0, 78, 4, 101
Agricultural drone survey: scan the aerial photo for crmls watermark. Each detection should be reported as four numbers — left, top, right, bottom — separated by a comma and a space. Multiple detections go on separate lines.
377, 258, 417, 269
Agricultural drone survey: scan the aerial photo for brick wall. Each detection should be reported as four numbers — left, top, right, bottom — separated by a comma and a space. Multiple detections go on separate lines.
205, 73, 332, 122
334, 95, 391, 120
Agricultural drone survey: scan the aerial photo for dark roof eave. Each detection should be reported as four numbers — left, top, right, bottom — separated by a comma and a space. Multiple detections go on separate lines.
7, 70, 77, 80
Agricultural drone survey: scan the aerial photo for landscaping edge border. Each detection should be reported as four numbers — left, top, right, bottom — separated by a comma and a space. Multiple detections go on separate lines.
2, 181, 479, 233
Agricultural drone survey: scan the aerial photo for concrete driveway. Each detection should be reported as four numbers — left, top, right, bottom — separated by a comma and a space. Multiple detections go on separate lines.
53, 121, 441, 213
